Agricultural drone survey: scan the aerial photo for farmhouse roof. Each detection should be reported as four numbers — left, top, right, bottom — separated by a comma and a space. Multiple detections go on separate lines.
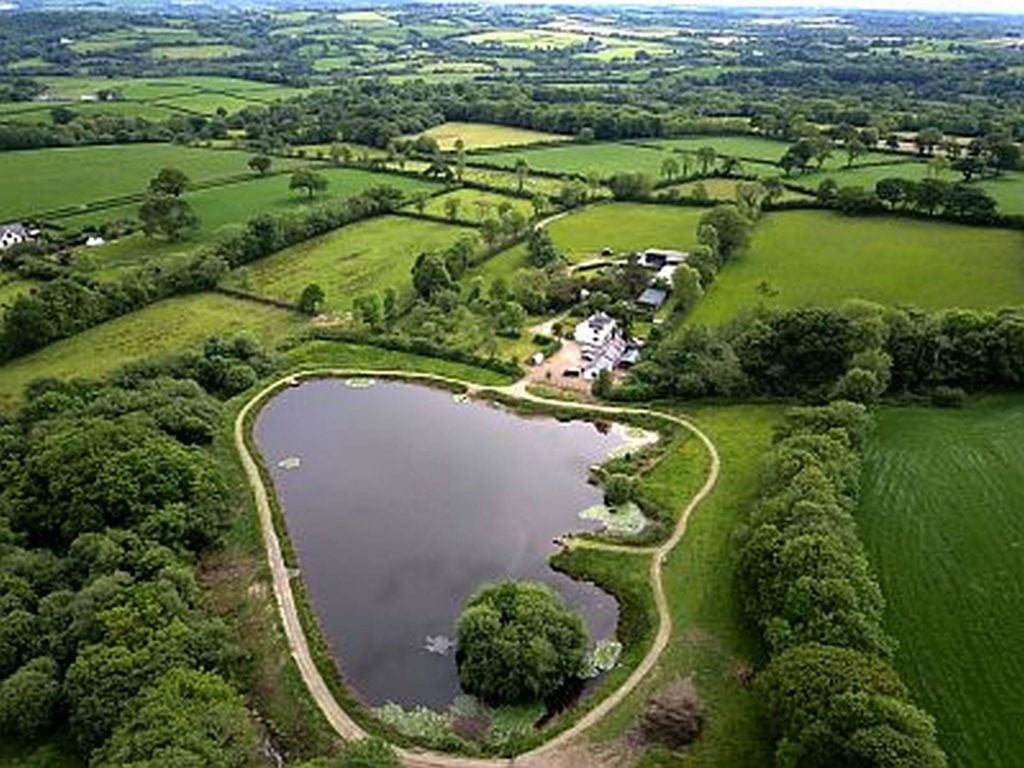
637, 288, 669, 309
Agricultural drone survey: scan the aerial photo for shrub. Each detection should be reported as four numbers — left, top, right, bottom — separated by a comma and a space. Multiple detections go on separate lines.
456, 581, 588, 704
930, 386, 965, 409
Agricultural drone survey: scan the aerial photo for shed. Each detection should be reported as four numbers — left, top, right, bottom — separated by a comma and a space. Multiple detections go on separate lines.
637, 288, 668, 310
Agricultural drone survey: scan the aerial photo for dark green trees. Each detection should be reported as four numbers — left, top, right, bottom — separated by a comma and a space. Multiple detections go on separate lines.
456, 581, 588, 704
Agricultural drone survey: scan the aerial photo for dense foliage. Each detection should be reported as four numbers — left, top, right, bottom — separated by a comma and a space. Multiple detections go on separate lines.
738, 403, 947, 767
0, 335, 271, 764
456, 581, 588, 705
624, 301, 1024, 403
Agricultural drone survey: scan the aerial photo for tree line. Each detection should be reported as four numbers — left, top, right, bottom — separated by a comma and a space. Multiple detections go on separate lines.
0, 184, 408, 362
619, 301, 1024, 405
738, 401, 947, 767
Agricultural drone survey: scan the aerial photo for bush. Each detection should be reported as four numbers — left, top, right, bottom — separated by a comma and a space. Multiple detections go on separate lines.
930, 386, 965, 409
456, 581, 588, 704
640, 676, 704, 749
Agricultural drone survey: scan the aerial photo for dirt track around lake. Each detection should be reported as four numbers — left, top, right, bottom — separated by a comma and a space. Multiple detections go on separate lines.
235, 370, 720, 768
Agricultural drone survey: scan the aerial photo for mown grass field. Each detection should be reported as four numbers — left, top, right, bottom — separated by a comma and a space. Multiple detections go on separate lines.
150, 44, 248, 60
786, 161, 1024, 215
0, 144, 294, 220
583, 403, 779, 767
688, 211, 1024, 325
859, 397, 1024, 768
545, 203, 706, 262
661, 177, 810, 202
62, 168, 437, 279
226, 216, 476, 310
408, 188, 533, 222
476, 142, 670, 180
0, 293, 303, 411
410, 121, 568, 150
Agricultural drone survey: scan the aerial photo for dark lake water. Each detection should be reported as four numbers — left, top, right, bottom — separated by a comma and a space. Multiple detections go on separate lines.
254, 378, 625, 710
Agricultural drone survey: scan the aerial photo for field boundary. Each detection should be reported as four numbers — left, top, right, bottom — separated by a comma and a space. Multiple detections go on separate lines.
235, 369, 721, 767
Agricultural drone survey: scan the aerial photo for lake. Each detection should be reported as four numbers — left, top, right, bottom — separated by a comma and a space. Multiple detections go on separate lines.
254, 378, 626, 710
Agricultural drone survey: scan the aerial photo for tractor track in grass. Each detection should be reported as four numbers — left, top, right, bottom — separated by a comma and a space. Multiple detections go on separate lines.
235, 370, 720, 767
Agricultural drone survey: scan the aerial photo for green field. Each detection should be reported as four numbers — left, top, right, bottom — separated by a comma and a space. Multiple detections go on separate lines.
476, 142, 671, 180
0, 145, 295, 220
63, 167, 437, 280
647, 136, 796, 164
544, 203, 707, 262
661, 177, 810, 202
150, 44, 248, 60
688, 211, 1024, 325
0, 293, 302, 411
409, 188, 533, 222
859, 397, 1024, 768
226, 216, 476, 310
409, 121, 568, 150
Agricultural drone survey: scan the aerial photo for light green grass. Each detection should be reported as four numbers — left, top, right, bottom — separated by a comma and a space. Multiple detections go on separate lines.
689, 211, 1024, 325
64, 168, 437, 280
662, 177, 809, 202
150, 44, 247, 60
0, 145, 287, 220
545, 203, 707, 263
646, 136, 798, 164
0, 293, 303, 411
0, 278, 38, 308
227, 216, 476, 311
477, 142, 670, 180
859, 397, 1024, 768
410, 121, 568, 151
587, 404, 779, 767
284, 340, 515, 386
409, 188, 533, 222
976, 171, 1024, 215
155, 92, 260, 115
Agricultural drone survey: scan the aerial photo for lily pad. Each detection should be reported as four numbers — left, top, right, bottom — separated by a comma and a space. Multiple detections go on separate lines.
579, 501, 648, 535
344, 378, 376, 388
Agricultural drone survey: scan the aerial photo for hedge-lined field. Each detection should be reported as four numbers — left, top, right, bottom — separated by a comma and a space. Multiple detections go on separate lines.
859, 397, 1024, 768
411, 121, 569, 150
226, 216, 476, 310
407, 188, 533, 222
64, 167, 438, 280
0, 292, 302, 411
0, 144, 298, 220
545, 202, 706, 262
688, 210, 1024, 325
474, 142, 670, 179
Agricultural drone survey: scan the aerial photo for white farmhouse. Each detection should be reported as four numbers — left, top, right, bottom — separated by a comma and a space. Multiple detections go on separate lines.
574, 312, 627, 380
0, 223, 29, 251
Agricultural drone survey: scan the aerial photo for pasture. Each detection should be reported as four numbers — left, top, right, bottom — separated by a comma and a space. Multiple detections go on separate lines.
226, 216, 476, 310
0, 144, 293, 220
688, 211, 1024, 325
410, 121, 568, 150
408, 188, 533, 222
475, 142, 670, 180
150, 44, 248, 60
660, 177, 809, 202
64, 167, 437, 280
544, 203, 707, 262
859, 397, 1024, 768
0, 293, 302, 411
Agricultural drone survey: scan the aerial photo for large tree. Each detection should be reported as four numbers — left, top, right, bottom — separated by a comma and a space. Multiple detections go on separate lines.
456, 581, 588, 704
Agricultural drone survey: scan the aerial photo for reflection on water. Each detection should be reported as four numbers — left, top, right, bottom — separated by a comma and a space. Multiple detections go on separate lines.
254, 379, 623, 710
